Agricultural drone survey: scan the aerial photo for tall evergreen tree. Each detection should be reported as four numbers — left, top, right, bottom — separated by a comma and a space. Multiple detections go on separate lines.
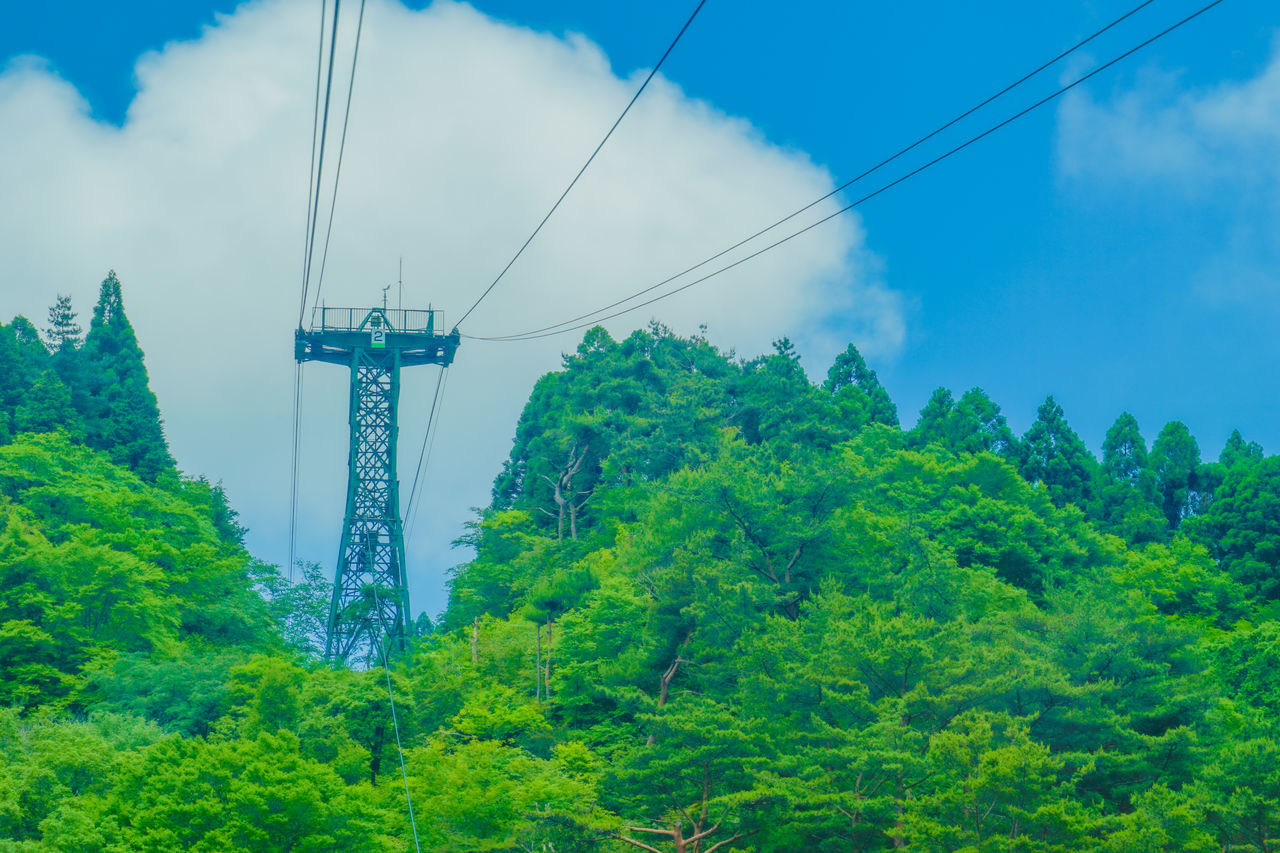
824, 343, 898, 427
1019, 396, 1097, 509
1220, 429, 1264, 470
77, 271, 175, 480
911, 387, 956, 447
43, 294, 81, 353
910, 387, 1018, 459
1097, 413, 1164, 543
1102, 413, 1149, 488
1186, 456, 1280, 599
1150, 421, 1202, 529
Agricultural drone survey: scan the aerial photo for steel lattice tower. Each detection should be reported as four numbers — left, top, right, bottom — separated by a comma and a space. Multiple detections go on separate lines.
296, 307, 459, 667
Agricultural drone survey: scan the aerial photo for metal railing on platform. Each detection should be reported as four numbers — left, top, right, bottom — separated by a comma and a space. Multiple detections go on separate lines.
311, 307, 443, 334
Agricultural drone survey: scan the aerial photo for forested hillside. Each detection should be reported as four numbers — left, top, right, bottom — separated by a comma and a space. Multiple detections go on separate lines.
2, 282, 1279, 851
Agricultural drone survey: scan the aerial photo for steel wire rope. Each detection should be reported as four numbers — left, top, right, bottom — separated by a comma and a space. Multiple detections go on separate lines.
287, 362, 305, 580
452, 0, 708, 329
311, 0, 368, 313
403, 365, 447, 526
297, 0, 329, 324
369, 585, 422, 853
407, 366, 451, 539
471, 0, 1225, 343
299, 0, 344, 322
468, 0, 1161, 342
290, 0, 330, 578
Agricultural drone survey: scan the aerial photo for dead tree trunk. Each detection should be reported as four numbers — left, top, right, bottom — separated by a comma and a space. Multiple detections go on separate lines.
538, 444, 594, 540
535, 622, 543, 703
544, 616, 553, 700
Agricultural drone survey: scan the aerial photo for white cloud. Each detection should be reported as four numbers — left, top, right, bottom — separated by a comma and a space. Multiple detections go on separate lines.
0, 0, 902, 614
1056, 38, 1280, 304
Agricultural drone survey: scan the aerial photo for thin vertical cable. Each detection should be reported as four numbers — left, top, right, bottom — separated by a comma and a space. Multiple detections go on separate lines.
298, 0, 328, 326
408, 366, 451, 538
371, 586, 422, 853
313, 0, 368, 312
288, 362, 304, 581
301, 0, 344, 318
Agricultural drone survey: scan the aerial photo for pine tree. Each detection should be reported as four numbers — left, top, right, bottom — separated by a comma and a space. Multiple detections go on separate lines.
77, 271, 175, 480
1150, 421, 1203, 529
824, 343, 898, 427
1019, 396, 1098, 509
43, 294, 82, 353
1102, 413, 1149, 487
1097, 413, 1164, 543
909, 387, 1017, 459
910, 387, 955, 447
1219, 429, 1264, 470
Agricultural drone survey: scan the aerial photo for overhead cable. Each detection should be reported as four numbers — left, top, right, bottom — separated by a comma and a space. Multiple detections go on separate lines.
403, 365, 448, 525
470, 0, 1158, 342
299, 0, 344, 325
297, 0, 329, 325
470, 0, 1224, 343
369, 586, 423, 853
288, 362, 305, 580
452, 0, 709, 329
407, 366, 451, 539
312, 0, 369, 313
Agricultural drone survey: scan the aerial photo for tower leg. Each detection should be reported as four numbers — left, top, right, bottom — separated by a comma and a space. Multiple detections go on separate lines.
324, 347, 410, 667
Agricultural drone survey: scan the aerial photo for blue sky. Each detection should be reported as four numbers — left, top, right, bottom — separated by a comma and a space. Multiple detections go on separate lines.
3, 0, 1278, 611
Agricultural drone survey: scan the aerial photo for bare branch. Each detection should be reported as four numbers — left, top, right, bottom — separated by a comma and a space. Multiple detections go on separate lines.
624, 826, 677, 836
703, 830, 758, 853
617, 834, 666, 853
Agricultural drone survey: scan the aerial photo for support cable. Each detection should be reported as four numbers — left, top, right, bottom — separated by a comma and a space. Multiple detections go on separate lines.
370, 586, 422, 853
468, 0, 1160, 342
407, 366, 451, 538
300, 0, 344, 323
297, 0, 329, 325
289, 1, 329, 576
453, 0, 708, 329
312, 0, 368, 313
288, 362, 305, 581
469, 0, 1224, 343
403, 366, 447, 525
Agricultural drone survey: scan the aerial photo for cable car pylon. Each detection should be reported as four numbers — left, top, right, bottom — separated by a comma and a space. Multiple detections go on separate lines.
295, 305, 459, 667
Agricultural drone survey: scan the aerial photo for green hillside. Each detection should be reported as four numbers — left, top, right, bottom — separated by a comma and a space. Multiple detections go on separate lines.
2, 281, 1279, 851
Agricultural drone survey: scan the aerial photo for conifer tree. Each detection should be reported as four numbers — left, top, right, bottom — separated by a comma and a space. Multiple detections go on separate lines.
1097, 413, 1164, 542
1102, 412, 1149, 487
1019, 396, 1097, 509
77, 271, 175, 480
1220, 429, 1264, 470
909, 387, 1017, 459
43, 294, 81, 353
911, 387, 955, 446
1150, 421, 1203, 529
824, 343, 898, 427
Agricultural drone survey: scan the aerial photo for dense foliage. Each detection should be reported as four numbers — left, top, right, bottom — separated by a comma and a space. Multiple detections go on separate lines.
2, 299, 1278, 851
